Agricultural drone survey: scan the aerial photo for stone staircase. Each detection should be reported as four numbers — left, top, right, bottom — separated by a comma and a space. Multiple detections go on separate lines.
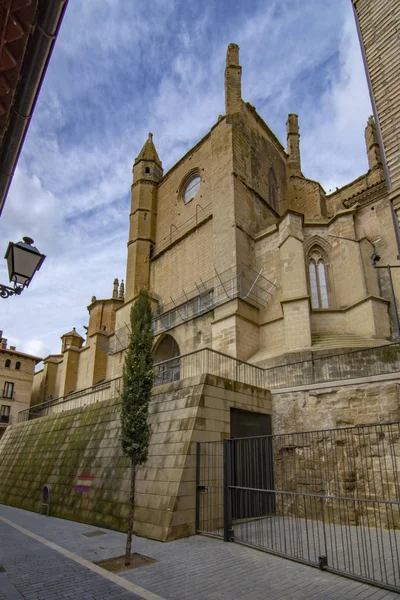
248, 333, 391, 368
311, 332, 391, 350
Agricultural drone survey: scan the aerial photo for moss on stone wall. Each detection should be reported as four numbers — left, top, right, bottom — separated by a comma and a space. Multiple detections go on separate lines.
0, 397, 129, 531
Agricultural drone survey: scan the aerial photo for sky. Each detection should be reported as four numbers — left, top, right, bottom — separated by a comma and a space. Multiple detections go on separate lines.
0, 0, 372, 363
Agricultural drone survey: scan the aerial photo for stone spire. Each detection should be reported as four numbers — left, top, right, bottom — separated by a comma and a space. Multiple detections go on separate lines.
286, 113, 302, 176
365, 116, 382, 171
225, 43, 242, 116
112, 278, 119, 299
134, 132, 162, 168
119, 280, 125, 301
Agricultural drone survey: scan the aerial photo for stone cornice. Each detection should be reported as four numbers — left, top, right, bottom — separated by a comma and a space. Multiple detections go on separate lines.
342, 181, 388, 209
281, 295, 309, 304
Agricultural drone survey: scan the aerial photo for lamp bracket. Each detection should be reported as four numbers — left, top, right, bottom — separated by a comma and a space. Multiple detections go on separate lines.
0, 284, 23, 299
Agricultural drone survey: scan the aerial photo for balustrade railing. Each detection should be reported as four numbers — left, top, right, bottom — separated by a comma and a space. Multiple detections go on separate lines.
17, 344, 400, 422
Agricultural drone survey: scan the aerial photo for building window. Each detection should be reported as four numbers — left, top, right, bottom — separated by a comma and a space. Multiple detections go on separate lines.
268, 168, 278, 212
3, 382, 14, 399
5, 359, 10, 368
0, 405, 10, 423
15, 361, 21, 370
182, 173, 201, 204
309, 250, 329, 308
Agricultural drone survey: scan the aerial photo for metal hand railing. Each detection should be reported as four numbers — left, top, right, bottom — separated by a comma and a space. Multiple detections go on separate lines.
18, 343, 400, 422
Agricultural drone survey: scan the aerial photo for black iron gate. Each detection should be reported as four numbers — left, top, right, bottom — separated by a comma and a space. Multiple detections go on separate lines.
196, 422, 400, 593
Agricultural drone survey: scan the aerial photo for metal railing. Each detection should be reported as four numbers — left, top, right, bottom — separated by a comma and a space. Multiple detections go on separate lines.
264, 342, 400, 389
153, 348, 265, 389
196, 422, 400, 592
18, 343, 400, 422
153, 264, 277, 336
97, 263, 277, 353
18, 348, 265, 422
18, 378, 122, 423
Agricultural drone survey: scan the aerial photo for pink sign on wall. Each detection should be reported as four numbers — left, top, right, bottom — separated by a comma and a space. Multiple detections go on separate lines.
75, 473, 94, 493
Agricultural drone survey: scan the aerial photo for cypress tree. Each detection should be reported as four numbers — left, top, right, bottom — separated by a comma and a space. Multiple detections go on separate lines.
120, 288, 154, 565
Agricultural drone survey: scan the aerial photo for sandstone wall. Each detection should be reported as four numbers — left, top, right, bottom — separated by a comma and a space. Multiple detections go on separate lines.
272, 378, 400, 433
272, 376, 400, 527
353, 0, 400, 209
150, 219, 214, 305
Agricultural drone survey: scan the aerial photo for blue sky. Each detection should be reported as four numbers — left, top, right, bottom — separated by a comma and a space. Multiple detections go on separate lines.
0, 0, 372, 361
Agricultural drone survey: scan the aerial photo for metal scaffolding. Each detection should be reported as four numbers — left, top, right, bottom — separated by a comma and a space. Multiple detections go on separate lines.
97, 264, 277, 355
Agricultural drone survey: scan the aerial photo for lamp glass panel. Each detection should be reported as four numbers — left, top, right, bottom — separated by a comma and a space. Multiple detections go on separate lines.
12, 246, 42, 285
6, 246, 14, 282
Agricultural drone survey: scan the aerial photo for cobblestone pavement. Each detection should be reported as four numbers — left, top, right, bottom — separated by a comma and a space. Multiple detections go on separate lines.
1, 504, 399, 600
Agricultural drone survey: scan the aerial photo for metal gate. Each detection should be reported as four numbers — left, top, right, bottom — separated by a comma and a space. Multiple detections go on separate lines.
196, 422, 400, 593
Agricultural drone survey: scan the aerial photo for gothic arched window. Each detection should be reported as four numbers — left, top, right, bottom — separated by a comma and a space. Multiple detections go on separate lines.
309, 249, 329, 308
268, 168, 278, 213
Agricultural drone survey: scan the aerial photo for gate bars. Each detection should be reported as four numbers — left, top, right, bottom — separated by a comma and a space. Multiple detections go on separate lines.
196, 422, 400, 593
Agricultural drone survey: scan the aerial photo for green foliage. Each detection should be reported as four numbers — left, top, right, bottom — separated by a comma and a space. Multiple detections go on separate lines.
120, 289, 154, 465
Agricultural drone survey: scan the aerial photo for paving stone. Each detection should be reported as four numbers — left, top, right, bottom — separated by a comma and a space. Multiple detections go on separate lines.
0, 503, 398, 600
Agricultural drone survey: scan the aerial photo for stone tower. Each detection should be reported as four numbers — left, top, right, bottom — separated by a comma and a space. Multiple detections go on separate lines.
125, 132, 163, 302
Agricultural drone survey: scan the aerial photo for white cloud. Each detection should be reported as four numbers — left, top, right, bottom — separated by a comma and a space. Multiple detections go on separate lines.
300, 9, 372, 191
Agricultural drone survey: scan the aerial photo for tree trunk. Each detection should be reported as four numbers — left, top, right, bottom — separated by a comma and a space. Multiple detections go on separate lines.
125, 459, 136, 566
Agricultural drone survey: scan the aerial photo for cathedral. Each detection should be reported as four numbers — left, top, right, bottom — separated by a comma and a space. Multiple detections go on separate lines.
3, 41, 400, 546
32, 43, 398, 404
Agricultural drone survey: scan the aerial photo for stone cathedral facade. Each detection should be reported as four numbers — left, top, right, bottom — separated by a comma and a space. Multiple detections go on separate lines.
32, 43, 398, 404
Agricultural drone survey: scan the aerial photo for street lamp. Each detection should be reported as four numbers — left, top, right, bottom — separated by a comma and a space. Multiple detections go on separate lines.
370, 253, 400, 337
1, 237, 46, 299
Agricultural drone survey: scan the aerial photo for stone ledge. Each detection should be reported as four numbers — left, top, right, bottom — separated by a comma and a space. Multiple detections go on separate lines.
271, 371, 400, 394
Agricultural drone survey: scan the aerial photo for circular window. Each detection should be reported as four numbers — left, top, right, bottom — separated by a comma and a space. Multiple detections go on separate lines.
183, 174, 201, 204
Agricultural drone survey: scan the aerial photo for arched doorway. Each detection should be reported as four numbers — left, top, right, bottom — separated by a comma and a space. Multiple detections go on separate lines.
153, 334, 181, 385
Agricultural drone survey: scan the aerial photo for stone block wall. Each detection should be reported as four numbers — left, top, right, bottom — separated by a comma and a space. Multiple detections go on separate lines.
0, 374, 271, 541
271, 376, 400, 528
272, 378, 400, 433
150, 219, 214, 306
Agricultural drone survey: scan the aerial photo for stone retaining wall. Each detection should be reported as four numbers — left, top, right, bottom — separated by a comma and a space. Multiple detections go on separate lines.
0, 374, 271, 541
272, 378, 400, 528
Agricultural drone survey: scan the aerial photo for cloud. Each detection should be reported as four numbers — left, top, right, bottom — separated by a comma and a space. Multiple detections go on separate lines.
0, 0, 373, 359
300, 8, 372, 191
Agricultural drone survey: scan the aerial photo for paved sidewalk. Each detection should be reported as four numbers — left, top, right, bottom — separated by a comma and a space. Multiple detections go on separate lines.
0, 519, 144, 600
0, 504, 399, 600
